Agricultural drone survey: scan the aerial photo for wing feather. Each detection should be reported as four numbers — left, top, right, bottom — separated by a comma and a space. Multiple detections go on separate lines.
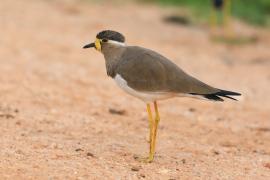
116, 46, 219, 94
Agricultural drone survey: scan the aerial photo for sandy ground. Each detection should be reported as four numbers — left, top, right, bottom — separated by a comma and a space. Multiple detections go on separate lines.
0, 0, 270, 179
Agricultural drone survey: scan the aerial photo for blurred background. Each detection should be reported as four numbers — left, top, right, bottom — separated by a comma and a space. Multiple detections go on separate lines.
0, 0, 270, 179
146, 0, 270, 26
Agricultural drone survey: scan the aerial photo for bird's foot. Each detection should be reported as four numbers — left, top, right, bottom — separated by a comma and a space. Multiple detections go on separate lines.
133, 155, 154, 163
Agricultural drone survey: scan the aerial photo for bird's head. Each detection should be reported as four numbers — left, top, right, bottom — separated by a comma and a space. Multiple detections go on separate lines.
83, 30, 126, 52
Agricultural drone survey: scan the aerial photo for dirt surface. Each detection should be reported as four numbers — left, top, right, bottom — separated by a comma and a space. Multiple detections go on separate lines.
1, 0, 270, 179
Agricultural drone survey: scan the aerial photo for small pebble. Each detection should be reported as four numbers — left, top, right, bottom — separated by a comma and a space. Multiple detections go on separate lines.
139, 173, 145, 178
16, 149, 24, 154
213, 150, 220, 155
109, 108, 126, 115
181, 159, 186, 164
264, 163, 270, 169
86, 152, 94, 157
75, 148, 83, 152
133, 155, 139, 160
188, 108, 196, 112
216, 117, 224, 121
131, 166, 140, 171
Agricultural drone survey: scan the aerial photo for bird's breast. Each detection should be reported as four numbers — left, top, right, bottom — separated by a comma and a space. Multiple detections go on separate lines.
113, 74, 175, 102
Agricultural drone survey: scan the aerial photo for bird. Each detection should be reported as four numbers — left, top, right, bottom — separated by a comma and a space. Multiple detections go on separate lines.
83, 30, 241, 163
213, 0, 224, 10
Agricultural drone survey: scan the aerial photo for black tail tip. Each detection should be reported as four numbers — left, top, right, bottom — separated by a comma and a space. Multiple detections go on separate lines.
190, 89, 241, 101
213, 89, 241, 101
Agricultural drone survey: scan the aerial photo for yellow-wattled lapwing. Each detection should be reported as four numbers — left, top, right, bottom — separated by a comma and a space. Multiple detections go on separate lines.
83, 30, 241, 162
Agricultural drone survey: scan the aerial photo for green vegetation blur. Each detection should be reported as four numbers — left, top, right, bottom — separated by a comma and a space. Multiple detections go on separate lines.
143, 0, 270, 26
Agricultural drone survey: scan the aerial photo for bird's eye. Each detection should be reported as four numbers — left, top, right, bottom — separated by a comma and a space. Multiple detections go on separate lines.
101, 39, 108, 43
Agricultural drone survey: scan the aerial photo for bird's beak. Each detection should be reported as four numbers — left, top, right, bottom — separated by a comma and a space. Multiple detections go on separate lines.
83, 38, 101, 51
83, 42, 95, 49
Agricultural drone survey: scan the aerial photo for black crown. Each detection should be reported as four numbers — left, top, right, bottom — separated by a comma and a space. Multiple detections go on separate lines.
96, 30, 125, 43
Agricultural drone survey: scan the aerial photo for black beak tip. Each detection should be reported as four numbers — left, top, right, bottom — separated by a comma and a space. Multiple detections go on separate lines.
83, 43, 95, 49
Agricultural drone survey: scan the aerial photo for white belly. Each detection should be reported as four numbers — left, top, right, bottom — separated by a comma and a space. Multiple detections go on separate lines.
114, 74, 175, 102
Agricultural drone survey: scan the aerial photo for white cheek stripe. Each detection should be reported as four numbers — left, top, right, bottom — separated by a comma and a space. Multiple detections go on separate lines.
107, 40, 126, 46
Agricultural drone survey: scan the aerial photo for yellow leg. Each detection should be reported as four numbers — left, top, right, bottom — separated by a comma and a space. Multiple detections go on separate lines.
135, 102, 160, 163
135, 103, 154, 162
151, 101, 160, 160
146, 103, 154, 162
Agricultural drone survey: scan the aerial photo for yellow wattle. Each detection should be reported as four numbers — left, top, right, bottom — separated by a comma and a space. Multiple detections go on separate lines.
95, 38, 101, 51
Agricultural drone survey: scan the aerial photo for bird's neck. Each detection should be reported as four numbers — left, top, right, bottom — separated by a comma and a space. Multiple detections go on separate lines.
102, 44, 126, 78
